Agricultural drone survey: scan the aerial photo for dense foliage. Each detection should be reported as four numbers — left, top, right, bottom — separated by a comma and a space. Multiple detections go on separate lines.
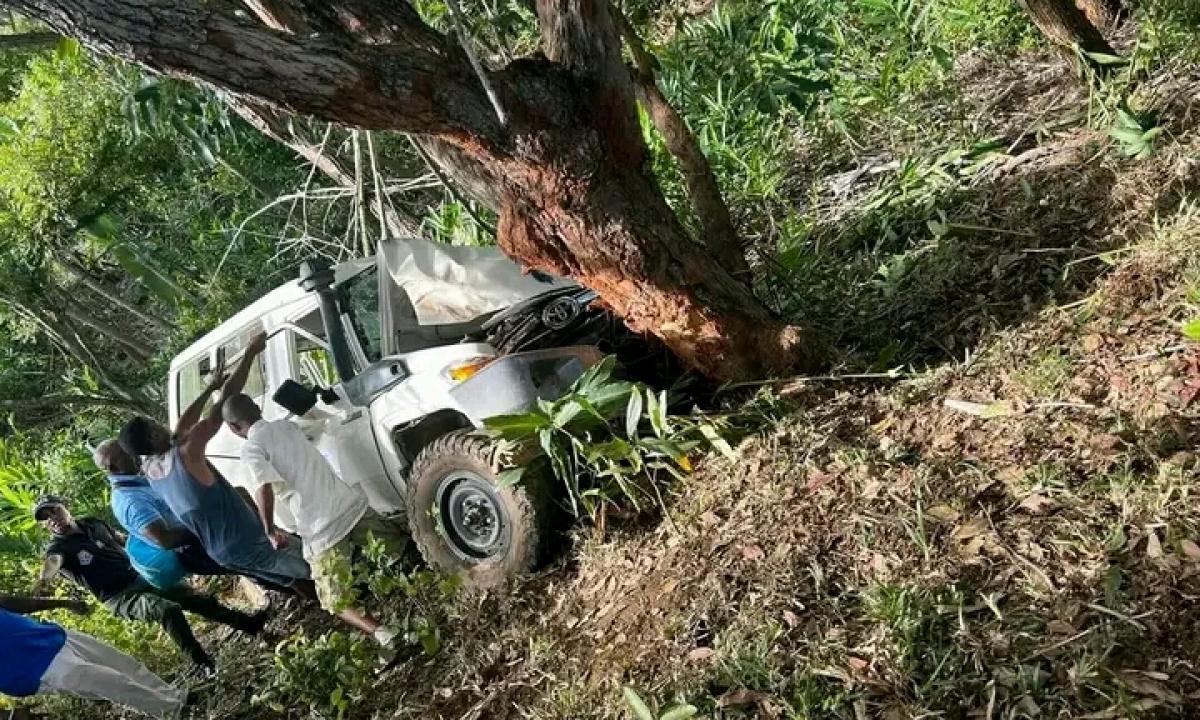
3, 0, 1200, 716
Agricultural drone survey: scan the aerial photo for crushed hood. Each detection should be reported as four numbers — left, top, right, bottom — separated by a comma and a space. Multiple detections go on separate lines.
378, 237, 572, 325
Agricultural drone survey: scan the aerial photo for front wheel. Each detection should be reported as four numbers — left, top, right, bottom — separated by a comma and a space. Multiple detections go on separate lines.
406, 431, 550, 589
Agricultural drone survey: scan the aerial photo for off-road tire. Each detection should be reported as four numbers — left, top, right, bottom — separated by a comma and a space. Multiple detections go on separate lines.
406, 431, 551, 589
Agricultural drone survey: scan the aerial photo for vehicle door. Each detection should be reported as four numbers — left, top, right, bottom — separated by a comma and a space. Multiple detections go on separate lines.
283, 298, 404, 514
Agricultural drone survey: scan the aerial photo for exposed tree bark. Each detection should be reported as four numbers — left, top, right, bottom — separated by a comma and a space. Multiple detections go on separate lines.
56, 255, 171, 333
1019, 0, 1117, 60
611, 7, 750, 279
0, 30, 56, 49
1075, 0, 1126, 32
4, 0, 823, 381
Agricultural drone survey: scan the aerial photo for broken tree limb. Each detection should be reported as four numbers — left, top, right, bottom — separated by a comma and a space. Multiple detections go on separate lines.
612, 6, 750, 279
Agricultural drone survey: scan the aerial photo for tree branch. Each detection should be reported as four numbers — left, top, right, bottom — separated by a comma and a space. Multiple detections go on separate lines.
535, 0, 642, 164
0, 31, 57, 50
56, 255, 171, 333
228, 98, 424, 237
611, 7, 749, 278
3, 0, 500, 137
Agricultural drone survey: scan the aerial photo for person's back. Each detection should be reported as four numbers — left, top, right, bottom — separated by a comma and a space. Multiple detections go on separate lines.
120, 332, 313, 593
243, 419, 368, 560
147, 446, 268, 566
109, 473, 184, 540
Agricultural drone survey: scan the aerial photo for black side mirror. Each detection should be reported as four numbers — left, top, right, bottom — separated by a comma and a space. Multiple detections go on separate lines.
273, 380, 319, 416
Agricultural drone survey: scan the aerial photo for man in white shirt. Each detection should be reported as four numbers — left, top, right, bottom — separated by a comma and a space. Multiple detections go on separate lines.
222, 393, 406, 649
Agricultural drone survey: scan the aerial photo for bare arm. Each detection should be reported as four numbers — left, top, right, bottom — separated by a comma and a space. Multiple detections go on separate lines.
254, 485, 289, 549
0, 595, 90, 616
184, 332, 267, 453
175, 363, 226, 440
255, 485, 276, 535
140, 521, 198, 550
32, 555, 63, 594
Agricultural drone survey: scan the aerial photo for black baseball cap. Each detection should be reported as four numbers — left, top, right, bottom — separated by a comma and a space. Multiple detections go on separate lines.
32, 494, 66, 521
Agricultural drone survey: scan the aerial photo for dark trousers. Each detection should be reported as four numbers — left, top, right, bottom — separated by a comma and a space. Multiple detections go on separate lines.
176, 542, 294, 595
104, 580, 258, 666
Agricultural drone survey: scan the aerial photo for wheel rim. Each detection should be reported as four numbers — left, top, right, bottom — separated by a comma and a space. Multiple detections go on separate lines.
434, 470, 510, 562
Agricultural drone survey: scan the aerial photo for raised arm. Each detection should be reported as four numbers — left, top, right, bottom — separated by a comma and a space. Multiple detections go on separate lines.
175, 358, 228, 439
183, 332, 267, 453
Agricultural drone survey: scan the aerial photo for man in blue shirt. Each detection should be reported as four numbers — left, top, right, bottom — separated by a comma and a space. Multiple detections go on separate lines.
0, 594, 185, 718
95, 438, 228, 578
119, 334, 316, 598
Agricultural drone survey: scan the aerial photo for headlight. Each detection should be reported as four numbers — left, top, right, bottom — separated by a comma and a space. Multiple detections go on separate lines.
444, 356, 495, 382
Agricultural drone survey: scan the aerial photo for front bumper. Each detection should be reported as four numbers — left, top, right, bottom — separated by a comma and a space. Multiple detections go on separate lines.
450, 346, 603, 424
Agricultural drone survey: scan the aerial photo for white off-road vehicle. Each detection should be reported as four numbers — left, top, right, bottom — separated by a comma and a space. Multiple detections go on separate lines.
168, 238, 641, 587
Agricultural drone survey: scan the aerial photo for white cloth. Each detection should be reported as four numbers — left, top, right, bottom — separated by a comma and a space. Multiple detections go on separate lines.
39, 630, 186, 719
241, 419, 369, 560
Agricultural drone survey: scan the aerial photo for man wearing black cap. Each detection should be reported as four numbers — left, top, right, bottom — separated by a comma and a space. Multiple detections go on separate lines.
32, 495, 266, 675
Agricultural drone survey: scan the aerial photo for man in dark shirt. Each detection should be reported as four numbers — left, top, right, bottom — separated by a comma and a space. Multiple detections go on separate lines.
32, 495, 266, 674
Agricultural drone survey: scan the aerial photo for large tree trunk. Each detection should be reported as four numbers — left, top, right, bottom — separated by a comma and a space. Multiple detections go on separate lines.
1075, 0, 1126, 33
3, 0, 822, 382
1019, 0, 1117, 59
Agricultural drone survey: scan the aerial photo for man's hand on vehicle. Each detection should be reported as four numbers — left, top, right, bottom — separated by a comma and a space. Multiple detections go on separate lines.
247, 331, 268, 357
205, 357, 228, 392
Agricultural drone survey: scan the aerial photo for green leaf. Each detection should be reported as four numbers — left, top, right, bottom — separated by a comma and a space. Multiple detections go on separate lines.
1085, 51, 1128, 66
625, 390, 644, 438
623, 687, 655, 720
55, 37, 81, 62
1182, 319, 1200, 342
484, 413, 550, 439
496, 467, 524, 489
575, 355, 616, 393
584, 380, 635, 416
110, 244, 183, 305
553, 400, 582, 429
1109, 127, 1147, 145
660, 706, 699, 720
698, 424, 737, 461
419, 627, 441, 656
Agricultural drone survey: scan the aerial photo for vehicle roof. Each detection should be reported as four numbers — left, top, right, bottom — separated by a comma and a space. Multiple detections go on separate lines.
170, 258, 374, 372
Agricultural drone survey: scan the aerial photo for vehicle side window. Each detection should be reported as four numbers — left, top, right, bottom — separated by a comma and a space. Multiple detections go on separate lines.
340, 269, 381, 363
176, 356, 211, 416
219, 334, 266, 398
295, 334, 338, 388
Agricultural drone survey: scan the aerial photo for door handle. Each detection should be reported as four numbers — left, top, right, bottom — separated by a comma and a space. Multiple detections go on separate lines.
341, 410, 363, 424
